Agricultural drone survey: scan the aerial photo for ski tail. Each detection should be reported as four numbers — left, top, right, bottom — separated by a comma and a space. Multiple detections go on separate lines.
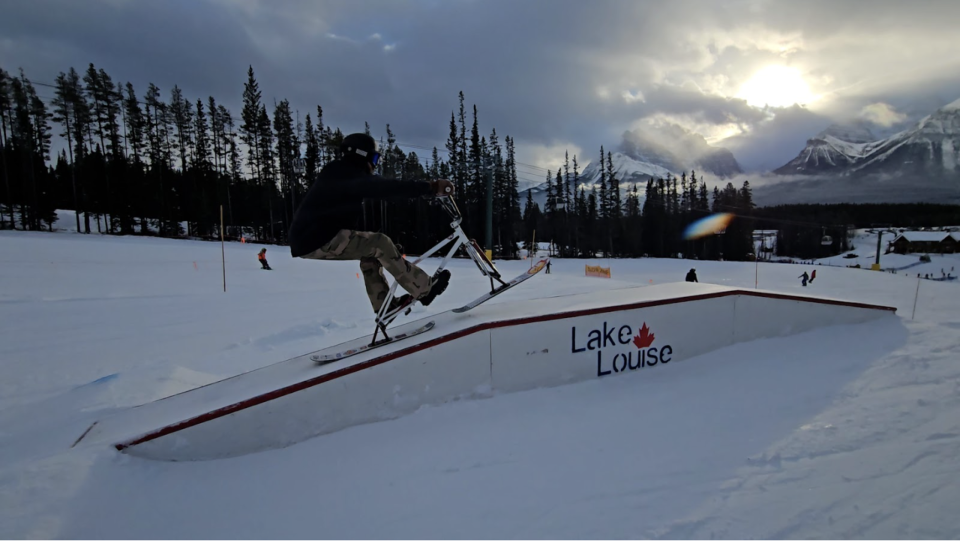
312, 321, 436, 364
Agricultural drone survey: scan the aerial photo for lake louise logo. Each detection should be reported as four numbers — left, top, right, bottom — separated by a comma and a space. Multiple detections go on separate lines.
633, 323, 655, 349
571, 321, 673, 377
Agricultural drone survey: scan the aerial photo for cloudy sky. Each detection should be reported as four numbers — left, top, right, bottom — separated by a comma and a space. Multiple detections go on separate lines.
3, 0, 960, 185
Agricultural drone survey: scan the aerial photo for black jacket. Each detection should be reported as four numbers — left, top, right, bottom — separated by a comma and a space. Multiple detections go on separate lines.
288, 159, 432, 257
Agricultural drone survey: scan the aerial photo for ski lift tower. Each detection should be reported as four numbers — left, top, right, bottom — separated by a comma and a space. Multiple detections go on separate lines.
865, 225, 897, 271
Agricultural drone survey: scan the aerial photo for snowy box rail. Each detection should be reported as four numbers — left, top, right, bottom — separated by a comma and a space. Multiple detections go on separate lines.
74, 282, 896, 461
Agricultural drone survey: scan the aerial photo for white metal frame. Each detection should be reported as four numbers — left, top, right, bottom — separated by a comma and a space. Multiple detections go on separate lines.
371, 195, 506, 344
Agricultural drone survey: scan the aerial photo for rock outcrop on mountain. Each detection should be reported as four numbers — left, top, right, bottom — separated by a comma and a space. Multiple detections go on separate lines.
774, 99, 960, 177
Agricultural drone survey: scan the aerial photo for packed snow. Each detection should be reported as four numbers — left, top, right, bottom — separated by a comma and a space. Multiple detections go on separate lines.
2, 215, 960, 539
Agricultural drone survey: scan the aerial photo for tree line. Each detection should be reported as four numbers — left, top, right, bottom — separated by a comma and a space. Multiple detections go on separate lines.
0, 58, 758, 262
0, 64, 526, 256
7, 61, 945, 262
521, 150, 758, 260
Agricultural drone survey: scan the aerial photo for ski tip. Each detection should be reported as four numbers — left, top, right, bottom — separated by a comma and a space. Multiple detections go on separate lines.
528, 258, 549, 274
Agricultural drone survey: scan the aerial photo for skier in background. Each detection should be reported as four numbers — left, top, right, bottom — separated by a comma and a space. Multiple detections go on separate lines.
685, 268, 698, 282
288, 132, 454, 314
258, 248, 272, 270
810, 269, 816, 283
799, 271, 809, 286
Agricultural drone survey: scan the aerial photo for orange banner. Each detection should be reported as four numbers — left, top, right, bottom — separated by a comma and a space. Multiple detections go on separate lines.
585, 265, 611, 278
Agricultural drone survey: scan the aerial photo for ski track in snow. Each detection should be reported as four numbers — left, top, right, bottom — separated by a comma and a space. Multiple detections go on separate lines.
1, 226, 960, 538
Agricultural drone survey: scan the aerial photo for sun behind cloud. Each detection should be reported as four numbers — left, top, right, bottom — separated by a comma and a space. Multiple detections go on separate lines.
736, 65, 816, 108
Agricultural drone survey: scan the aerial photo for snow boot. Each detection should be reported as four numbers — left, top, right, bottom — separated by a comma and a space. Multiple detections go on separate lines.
386, 293, 413, 314
418, 269, 451, 306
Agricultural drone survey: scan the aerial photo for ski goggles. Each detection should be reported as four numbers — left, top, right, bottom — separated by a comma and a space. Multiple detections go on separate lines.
370, 152, 380, 167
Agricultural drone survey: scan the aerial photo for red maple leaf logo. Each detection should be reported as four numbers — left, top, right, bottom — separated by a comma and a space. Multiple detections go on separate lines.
633, 323, 655, 349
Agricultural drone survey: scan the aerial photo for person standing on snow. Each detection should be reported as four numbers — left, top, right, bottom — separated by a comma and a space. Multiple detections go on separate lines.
799, 271, 809, 286
810, 269, 816, 283
258, 248, 272, 270
288, 133, 454, 314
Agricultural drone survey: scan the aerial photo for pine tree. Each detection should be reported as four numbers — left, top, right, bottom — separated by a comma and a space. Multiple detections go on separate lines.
168, 85, 194, 174
120, 83, 147, 233
522, 187, 539, 252
430, 146, 441, 179
505, 135, 521, 257
598, 173, 608, 253
606, 151, 621, 256
98, 69, 122, 161
203, 98, 219, 177
467, 104, 483, 237
303, 113, 320, 187
272, 99, 297, 229
240, 66, 263, 186
457, 91, 468, 203
83, 65, 122, 232
83, 64, 110, 158
544, 169, 556, 214
190, 98, 212, 235
587, 187, 599, 257
257, 104, 276, 239
445, 111, 460, 194
51, 71, 85, 232
315, 106, 328, 165
0, 67, 12, 228
193, 99, 210, 171
144, 82, 173, 234
9, 72, 51, 230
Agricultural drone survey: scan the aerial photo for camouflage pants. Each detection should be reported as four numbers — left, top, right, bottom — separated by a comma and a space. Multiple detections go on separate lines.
301, 229, 432, 312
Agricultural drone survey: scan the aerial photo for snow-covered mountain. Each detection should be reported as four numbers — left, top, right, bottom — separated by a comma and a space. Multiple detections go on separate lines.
522, 152, 688, 210
852, 98, 960, 176
773, 123, 883, 175
774, 98, 960, 177
578, 151, 674, 191
618, 123, 743, 180
521, 123, 741, 207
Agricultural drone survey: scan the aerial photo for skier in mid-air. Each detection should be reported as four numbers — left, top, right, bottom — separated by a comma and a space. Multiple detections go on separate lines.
289, 133, 454, 315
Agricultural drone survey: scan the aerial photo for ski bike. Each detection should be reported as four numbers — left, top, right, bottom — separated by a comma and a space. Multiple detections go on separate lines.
312, 194, 548, 364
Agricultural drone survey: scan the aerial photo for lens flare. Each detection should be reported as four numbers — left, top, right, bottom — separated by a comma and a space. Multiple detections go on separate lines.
683, 213, 735, 240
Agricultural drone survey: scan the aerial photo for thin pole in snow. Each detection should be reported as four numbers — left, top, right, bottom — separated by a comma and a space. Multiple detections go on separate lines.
911, 275, 921, 320
220, 205, 226, 292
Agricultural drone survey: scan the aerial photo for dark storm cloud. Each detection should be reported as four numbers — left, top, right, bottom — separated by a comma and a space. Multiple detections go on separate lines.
3, 0, 960, 172
0, 0, 262, 106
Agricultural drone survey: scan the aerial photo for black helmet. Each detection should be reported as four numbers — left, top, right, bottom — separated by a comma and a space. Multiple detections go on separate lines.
341, 133, 380, 166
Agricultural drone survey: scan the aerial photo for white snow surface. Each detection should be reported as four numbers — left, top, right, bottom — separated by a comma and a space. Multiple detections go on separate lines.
3, 223, 960, 539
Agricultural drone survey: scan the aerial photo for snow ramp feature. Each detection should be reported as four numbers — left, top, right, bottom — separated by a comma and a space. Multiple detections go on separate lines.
75, 283, 897, 461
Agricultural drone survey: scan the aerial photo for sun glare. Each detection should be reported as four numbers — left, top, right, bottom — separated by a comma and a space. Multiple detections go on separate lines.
737, 65, 815, 108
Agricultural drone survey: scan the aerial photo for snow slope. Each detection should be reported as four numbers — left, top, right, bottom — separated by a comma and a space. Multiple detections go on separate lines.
2, 223, 960, 538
